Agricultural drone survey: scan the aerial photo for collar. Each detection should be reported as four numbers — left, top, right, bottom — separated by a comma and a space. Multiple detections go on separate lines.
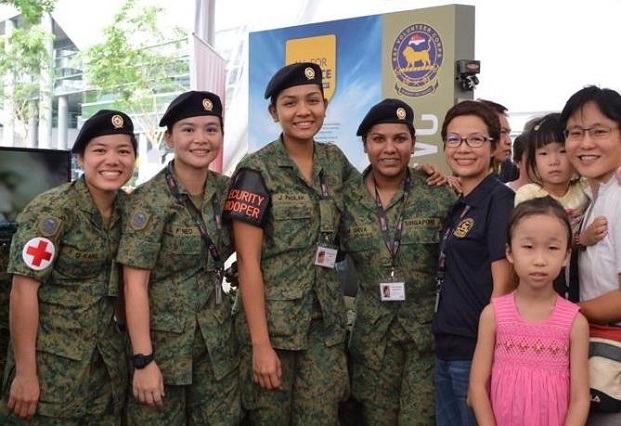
274, 134, 326, 181
460, 173, 502, 208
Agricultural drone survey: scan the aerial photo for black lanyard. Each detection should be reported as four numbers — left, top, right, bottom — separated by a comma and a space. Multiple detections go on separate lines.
372, 170, 411, 270
164, 162, 223, 276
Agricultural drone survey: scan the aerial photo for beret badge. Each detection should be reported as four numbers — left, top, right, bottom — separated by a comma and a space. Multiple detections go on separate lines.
111, 114, 124, 129
304, 66, 316, 80
202, 98, 213, 111
396, 107, 407, 120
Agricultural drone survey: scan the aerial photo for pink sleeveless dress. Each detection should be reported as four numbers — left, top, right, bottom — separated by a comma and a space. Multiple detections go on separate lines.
490, 292, 579, 426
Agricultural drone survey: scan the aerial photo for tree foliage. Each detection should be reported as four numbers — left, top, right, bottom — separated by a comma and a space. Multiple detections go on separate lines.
81, 0, 188, 152
1, 0, 56, 24
0, 24, 52, 144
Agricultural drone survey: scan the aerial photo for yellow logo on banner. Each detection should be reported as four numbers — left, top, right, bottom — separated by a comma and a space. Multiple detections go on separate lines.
285, 35, 336, 101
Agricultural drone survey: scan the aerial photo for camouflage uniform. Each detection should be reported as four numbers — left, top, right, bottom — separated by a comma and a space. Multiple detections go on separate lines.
0, 177, 128, 425
0, 236, 10, 381
339, 167, 455, 425
231, 137, 357, 425
117, 163, 240, 425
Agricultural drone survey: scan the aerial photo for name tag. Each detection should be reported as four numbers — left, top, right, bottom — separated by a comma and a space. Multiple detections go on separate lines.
314, 245, 338, 269
380, 281, 405, 302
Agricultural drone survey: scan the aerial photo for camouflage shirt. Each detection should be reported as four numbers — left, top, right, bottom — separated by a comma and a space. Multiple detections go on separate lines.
231, 137, 360, 350
6, 177, 127, 411
340, 167, 455, 369
117, 162, 236, 385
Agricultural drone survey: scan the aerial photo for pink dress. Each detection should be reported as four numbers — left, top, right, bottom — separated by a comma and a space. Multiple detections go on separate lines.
490, 292, 579, 426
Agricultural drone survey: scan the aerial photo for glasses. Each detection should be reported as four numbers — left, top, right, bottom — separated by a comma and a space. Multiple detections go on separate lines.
563, 126, 620, 140
445, 134, 492, 148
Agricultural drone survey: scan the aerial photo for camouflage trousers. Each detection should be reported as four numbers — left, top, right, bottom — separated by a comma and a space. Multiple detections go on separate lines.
0, 348, 122, 425
240, 319, 349, 426
127, 327, 241, 426
351, 323, 435, 426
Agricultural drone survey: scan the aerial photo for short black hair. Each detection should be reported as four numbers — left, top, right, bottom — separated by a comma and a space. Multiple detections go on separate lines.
560, 86, 621, 130
524, 113, 565, 184
507, 196, 572, 250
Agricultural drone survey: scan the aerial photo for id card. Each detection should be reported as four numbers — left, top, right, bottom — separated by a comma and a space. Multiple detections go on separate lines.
314, 245, 338, 269
380, 281, 405, 301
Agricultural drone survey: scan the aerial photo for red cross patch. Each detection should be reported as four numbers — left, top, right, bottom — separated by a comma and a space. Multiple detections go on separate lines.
21, 237, 55, 271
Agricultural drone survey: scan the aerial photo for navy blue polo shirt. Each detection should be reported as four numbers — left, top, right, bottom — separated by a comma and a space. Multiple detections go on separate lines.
432, 174, 514, 360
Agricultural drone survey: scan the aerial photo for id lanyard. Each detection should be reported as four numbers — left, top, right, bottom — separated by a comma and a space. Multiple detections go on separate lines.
318, 170, 334, 241
372, 170, 412, 276
435, 202, 471, 312
165, 162, 224, 304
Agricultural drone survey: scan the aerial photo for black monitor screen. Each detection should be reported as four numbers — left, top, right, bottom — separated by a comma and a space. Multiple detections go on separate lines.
0, 147, 72, 228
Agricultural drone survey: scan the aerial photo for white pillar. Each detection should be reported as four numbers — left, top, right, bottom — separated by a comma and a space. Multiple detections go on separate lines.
27, 101, 37, 148
2, 19, 15, 146
37, 12, 53, 149
57, 95, 68, 150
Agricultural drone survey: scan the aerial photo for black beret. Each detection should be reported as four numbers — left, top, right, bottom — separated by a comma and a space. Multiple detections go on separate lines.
159, 91, 223, 127
264, 62, 323, 100
356, 99, 416, 137
72, 109, 135, 154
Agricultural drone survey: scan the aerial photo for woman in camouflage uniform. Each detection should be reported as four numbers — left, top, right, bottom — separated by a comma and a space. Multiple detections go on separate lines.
2, 110, 136, 424
224, 62, 358, 425
117, 91, 240, 425
339, 99, 455, 425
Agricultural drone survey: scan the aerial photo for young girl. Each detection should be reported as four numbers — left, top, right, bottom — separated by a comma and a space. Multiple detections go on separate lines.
469, 196, 590, 426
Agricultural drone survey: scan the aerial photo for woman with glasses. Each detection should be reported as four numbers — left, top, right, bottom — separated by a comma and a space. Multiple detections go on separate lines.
432, 100, 515, 426
561, 86, 621, 425
338, 99, 455, 424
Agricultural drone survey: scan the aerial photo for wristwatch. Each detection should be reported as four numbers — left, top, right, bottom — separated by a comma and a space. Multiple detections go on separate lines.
130, 353, 154, 369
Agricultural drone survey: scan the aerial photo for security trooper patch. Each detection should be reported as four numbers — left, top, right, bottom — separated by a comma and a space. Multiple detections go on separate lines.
38, 217, 61, 237
22, 237, 55, 271
130, 211, 150, 231
223, 168, 270, 227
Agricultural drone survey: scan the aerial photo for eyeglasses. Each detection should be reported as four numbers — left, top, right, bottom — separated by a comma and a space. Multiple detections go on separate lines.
445, 134, 492, 148
563, 126, 620, 140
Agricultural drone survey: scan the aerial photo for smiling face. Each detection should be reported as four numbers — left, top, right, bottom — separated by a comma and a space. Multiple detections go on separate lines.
444, 114, 493, 191
269, 84, 326, 145
166, 115, 223, 172
565, 101, 621, 183
364, 122, 414, 182
78, 134, 136, 195
507, 213, 570, 290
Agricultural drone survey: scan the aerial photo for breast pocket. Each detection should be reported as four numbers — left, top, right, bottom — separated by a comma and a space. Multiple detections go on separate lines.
54, 245, 104, 280
270, 202, 313, 251
160, 226, 204, 271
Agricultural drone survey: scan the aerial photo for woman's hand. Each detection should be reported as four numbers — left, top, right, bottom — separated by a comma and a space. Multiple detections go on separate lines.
7, 372, 40, 419
252, 343, 282, 390
132, 362, 165, 406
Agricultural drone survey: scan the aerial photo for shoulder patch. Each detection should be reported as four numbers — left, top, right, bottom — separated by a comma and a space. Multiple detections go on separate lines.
38, 217, 61, 237
22, 237, 55, 271
223, 168, 270, 227
130, 211, 150, 231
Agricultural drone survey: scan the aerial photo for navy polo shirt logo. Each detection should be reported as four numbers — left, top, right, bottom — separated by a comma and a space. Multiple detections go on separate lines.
453, 218, 474, 238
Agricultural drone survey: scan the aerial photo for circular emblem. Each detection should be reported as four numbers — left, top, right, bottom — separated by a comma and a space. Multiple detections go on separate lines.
202, 98, 213, 111
396, 107, 407, 120
304, 66, 316, 80
22, 237, 55, 271
453, 218, 474, 238
111, 114, 124, 129
131, 211, 149, 230
391, 23, 444, 97
39, 217, 59, 236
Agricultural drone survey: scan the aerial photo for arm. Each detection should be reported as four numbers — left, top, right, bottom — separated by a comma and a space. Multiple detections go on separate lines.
579, 274, 621, 323
564, 313, 590, 426
124, 266, 164, 406
7, 275, 41, 420
233, 220, 282, 390
490, 259, 515, 299
577, 215, 607, 247
469, 305, 497, 426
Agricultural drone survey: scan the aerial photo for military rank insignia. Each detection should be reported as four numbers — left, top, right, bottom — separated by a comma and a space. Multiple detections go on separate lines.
22, 237, 55, 271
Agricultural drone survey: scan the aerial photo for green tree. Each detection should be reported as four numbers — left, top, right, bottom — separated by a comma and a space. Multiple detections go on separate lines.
81, 0, 188, 154
0, 22, 52, 145
1, 0, 55, 24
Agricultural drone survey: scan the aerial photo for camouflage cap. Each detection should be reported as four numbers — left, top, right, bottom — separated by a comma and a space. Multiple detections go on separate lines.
356, 98, 416, 137
72, 109, 135, 154
159, 90, 223, 127
264, 62, 324, 100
